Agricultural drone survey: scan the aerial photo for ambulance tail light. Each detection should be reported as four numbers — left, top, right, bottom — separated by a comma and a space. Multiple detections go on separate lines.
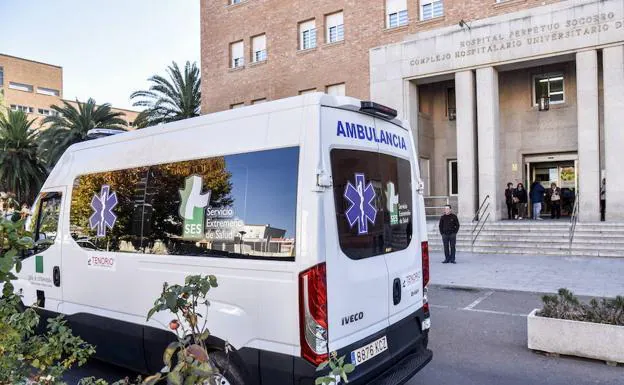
299, 263, 329, 365
422, 241, 430, 315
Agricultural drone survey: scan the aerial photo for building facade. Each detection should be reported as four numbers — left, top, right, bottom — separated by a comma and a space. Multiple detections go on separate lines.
0, 54, 138, 127
372, 0, 624, 222
200, 0, 564, 112
201, 0, 624, 222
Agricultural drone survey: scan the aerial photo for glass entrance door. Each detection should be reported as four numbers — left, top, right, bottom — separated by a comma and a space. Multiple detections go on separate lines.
528, 160, 577, 218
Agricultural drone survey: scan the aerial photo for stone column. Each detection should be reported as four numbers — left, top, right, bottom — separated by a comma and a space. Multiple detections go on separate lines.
404, 80, 419, 152
455, 70, 477, 221
476, 67, 501, 220
603, 45, 624, 221
576, 50, 600, 222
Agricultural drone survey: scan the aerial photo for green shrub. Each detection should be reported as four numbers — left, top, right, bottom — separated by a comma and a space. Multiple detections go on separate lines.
539, 288, 624, 326
0, 218, 96, 385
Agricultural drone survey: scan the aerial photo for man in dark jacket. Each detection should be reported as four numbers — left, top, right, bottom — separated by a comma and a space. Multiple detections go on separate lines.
530, 180, 546, 220
439, 204, 460, 264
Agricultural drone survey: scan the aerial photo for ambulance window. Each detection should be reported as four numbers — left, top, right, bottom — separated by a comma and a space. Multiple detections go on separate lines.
30, 192, 62, 253
141, 147, 299, 260
331, 149, 413, 259
70, 168, 149, 253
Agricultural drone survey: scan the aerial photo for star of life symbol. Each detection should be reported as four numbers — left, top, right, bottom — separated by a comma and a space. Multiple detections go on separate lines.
344, 173, 377, 235
89, 185, 118, 237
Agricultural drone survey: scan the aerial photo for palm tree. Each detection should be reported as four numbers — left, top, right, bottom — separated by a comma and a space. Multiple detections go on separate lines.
130, 61, 201, 128
39, 98, 127, 166
0, 110, 47, 204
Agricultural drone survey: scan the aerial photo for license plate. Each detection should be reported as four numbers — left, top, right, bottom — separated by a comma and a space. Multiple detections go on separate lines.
350, 336, 388, 366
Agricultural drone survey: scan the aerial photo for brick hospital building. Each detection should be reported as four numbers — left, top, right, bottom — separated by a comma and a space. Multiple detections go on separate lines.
201, 0, 624, 222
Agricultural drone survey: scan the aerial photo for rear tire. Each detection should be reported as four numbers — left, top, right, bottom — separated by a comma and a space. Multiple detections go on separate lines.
210, 350, 247, 385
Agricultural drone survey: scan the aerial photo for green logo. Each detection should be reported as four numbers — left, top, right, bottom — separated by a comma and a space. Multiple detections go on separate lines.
385, 182, 399, 226
179, 175, 211, 240
35, 255, 43, 273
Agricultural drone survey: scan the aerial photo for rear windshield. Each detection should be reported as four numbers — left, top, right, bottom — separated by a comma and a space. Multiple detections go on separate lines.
331, 149, 413, 259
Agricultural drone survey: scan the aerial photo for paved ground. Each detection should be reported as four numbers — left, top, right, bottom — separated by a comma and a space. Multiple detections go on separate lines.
429, 251, 624, 298
410, 286, 622, 385
64, 251, 624, 383
66, 286, 623, 385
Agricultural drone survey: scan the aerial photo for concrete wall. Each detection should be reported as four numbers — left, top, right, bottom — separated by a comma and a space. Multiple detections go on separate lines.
498, 62, 578, 187
418, 81, 457, 197
417, 62, 589, 206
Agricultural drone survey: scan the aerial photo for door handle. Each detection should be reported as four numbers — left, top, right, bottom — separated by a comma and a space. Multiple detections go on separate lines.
393, 278, 402, 305
53, 266, 61, 287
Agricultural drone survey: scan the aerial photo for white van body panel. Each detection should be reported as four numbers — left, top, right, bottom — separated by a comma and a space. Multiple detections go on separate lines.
14, 94, 428, 364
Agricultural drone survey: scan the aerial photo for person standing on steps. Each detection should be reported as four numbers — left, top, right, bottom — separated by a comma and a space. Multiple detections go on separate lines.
505, 182, 515, 220
514, 183, 528, 219
550, 182, 561, 219
439, 204, 460, 264
530, 180, 545, 220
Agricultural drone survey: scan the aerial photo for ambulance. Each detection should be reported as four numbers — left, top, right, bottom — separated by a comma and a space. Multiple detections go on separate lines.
18, 94, 432, 384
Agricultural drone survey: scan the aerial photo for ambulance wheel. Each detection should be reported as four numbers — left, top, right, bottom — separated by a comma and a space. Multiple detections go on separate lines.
209, 350, 247, 385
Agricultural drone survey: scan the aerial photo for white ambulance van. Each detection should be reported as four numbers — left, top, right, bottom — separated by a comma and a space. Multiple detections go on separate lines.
17, 94, 432, 384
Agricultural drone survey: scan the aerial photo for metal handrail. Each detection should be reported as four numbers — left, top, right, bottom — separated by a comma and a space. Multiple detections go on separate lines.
473, 195, 490, 222
568, 193, 580, 253
472, 195, 491, 247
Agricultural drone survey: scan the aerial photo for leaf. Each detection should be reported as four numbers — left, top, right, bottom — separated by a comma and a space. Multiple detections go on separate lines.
0, 254, 14, 272
316, 360, 329, 371
167, 371, 183, 385
343, 363, 355, 374
163, 341, 180, 367
198, 330, 210, 341
190, 361, 215, 377
142, 373, 162, 385
146, 307, 157, 321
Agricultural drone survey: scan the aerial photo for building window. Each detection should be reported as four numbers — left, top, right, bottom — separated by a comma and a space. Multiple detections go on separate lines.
448, 159, 458, 196
11, 104, 34, 113
0, 66, 3, 87
252, 34, 267, 63
230, 102, 245, 109
252, 98, 267, 104
230, 0, 242, 4
9, 82, 33, 92
37, 87, 60, 97
326, 12, 344, 43
299, 20, 317, 50
326, 83, 346, 96
230, 41, 245, 68
534, 73, 564, 105
421, 0, 443, 21
447, 87, 456, 120
386, 0, 408, 28
299, 88, 316, 95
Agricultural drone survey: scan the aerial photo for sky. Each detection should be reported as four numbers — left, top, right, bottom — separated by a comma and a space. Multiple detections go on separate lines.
0, 0, 200, 110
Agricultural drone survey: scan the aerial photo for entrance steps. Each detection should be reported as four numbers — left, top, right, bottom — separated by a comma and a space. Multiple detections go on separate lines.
426, 221, 624, 258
